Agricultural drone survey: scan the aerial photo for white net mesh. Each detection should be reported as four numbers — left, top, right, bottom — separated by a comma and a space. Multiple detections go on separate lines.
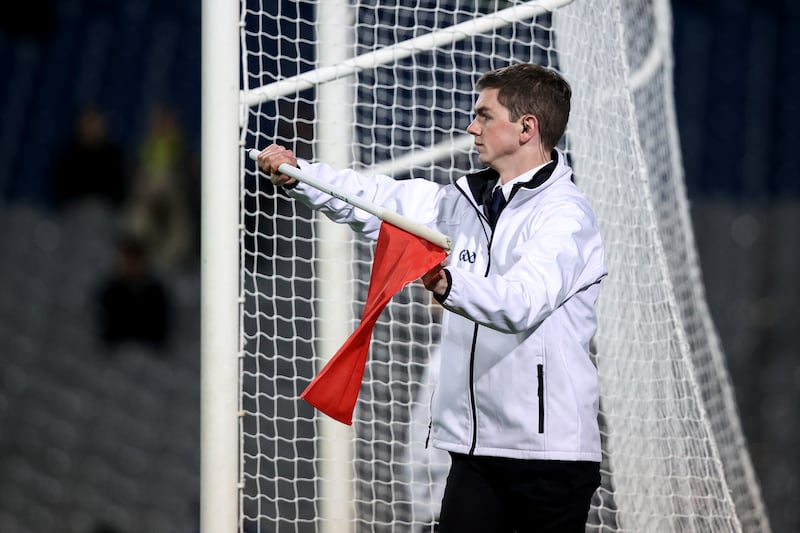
238, 0, 770, 531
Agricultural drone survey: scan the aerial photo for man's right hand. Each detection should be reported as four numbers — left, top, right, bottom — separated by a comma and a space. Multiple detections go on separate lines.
257, 144, 299, 188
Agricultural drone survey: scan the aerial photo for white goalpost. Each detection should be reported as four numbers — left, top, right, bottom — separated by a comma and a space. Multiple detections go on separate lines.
201, 0, 772, 532
314, 1, 355, 530
200, 1, 239, 532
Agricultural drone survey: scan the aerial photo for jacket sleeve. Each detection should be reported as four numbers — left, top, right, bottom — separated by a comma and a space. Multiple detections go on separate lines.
440, 200, 607, 334
284, 159, 444, 241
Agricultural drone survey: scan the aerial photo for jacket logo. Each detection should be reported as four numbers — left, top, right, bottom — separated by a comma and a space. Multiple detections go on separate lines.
458, 249, 476, 263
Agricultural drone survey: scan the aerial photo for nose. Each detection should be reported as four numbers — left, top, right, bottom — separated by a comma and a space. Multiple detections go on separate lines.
466, 119, 479, 136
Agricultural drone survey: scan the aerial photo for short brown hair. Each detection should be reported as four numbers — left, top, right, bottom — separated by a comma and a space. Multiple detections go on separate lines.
476, 63, 571, 151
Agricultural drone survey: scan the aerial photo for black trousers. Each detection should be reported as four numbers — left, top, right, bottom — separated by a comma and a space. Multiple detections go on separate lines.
437, 453, 600, 533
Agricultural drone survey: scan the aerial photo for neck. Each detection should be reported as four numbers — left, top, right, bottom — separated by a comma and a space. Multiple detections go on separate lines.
497, 148, 552, 184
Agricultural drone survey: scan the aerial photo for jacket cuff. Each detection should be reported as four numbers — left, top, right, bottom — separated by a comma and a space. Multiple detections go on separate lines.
433, 268, 452, 304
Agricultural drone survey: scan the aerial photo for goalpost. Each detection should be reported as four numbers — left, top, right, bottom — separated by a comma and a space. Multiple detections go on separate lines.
201, 0, 772, 532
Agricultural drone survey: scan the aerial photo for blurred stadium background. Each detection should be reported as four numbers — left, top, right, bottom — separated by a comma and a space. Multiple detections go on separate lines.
0, 1, 797, 532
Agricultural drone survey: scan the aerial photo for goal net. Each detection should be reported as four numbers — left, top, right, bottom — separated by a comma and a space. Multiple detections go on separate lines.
234, 0, 770, 531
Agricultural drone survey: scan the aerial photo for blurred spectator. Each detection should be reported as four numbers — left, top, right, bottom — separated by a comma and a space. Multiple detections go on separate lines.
97, 235, 171, 351
51, 106, 128, 210
122, 104, 194, 271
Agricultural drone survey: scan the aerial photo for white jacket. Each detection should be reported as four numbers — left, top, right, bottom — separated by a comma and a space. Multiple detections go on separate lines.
287, 150, 606, 462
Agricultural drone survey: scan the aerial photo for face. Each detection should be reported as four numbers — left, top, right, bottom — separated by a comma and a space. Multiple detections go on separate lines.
466, 88, 522, 171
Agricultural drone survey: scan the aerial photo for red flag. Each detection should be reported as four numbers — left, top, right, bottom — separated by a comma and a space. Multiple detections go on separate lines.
301, 222, 447, 425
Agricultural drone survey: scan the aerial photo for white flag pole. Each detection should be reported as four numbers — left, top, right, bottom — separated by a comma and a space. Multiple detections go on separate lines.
247, 149, 452, 252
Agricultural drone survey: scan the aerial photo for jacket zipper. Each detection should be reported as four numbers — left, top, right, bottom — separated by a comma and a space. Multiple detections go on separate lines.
424, 385, 435, 448
451, 185, 489, 455
537, 363, 545, 433
461, 185, 495, 455
467, 323, 480, 454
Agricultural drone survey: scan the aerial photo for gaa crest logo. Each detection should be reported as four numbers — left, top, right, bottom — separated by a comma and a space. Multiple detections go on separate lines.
458, 249, 476, 263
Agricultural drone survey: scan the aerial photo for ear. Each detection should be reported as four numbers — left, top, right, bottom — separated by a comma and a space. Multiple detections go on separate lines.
520, 114, 537, 141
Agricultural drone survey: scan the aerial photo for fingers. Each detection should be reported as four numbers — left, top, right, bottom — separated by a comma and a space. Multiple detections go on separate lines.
257, 144, 299, 187
421, 262, 447, 294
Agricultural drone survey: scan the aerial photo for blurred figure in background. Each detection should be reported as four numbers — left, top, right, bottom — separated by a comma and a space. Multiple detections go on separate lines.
122, 104, 194, 272
50, 105, 128, 210
96, 234, 172, 352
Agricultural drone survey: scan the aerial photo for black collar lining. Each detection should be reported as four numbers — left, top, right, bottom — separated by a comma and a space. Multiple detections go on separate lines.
465, 150, 559, 208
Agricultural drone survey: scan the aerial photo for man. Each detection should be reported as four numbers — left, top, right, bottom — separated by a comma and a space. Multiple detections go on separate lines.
258, 63, 606, 532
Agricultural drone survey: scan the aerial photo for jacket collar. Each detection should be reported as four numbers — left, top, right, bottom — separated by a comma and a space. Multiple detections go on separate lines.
461, 149, 561, 208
